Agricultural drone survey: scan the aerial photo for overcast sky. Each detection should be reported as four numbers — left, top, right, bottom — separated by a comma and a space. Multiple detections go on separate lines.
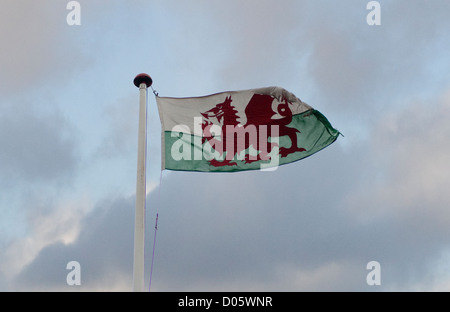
1, 0, 450, 291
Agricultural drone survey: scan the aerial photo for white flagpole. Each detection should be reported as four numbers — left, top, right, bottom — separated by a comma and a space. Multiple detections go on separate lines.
133, 73, 153, 292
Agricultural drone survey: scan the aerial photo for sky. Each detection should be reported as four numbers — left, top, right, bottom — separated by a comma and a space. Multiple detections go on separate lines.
1, 0, 450, 291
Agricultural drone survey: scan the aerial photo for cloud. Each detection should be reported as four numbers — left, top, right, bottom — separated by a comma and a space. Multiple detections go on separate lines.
9, 196, 133, 291
9, 84, 450, 291
343, 87, 450, 288
146, 0, 306, 96
299, 0, 450, 117
0, 1, 80, 96
149, 0, 450, 136
8, 111, 450, 291
207, 0, 306, 89
94, 93, 139, 158
3, 0, 450, 293
348, 89, 450, 222
0, 0, 145, 97
7, 146, 364, 291
0, 100, 79, 186
147, 148, 375, 291
2, 201, 85, 281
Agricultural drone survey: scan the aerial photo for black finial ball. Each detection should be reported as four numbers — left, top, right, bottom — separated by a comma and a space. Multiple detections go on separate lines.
134, 73, 153, 88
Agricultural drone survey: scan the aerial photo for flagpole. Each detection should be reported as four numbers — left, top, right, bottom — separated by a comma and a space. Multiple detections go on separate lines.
133, 73, 153, 292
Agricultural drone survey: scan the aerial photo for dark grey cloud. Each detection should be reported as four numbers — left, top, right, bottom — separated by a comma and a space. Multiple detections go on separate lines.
149, 146, 384, 290
12, 196, 135, 291
11, 126, 450, 291
150, 129, 449, 291
148, 0, 450, 135
0, 100, 79, 186
347, 91, 450, 238
297, 0, 450, 119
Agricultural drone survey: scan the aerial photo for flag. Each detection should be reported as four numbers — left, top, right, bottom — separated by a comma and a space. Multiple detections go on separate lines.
156, 86, 340, 172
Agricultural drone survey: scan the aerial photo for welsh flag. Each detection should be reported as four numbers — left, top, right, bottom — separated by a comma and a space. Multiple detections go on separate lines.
156, 87, 340, 172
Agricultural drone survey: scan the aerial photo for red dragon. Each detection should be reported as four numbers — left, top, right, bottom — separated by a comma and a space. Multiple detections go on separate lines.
201, 93, 306, 167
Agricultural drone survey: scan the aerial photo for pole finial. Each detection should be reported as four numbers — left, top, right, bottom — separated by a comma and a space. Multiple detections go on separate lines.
134, 73, 153, 88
